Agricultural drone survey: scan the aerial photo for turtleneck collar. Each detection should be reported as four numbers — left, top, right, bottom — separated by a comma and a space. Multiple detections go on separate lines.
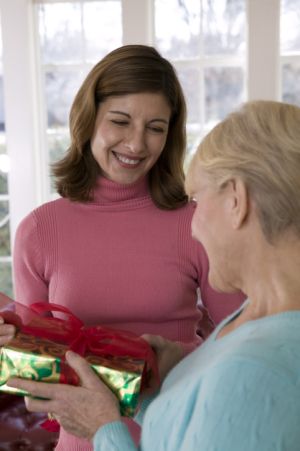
91, 176, 150, 204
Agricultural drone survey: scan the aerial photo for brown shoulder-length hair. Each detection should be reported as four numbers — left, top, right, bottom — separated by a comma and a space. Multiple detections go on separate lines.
52, 44, 188, 209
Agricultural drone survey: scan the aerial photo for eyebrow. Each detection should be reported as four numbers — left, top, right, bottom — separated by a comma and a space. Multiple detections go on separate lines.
108, 110, 169, 125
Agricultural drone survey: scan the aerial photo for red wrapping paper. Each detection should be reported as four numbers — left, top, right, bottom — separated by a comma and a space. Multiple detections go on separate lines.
0, 302, 159, 431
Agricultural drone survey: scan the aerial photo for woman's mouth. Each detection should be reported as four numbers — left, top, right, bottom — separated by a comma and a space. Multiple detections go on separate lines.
113, 151, 143, 167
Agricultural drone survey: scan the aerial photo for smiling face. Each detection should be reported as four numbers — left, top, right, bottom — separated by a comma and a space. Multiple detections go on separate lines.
90, 92, 171, 185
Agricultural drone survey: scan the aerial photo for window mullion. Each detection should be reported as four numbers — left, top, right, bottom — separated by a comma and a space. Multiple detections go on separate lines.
122, 0, 154, 45
0, 0, 42, 251
247, 0, 280, 100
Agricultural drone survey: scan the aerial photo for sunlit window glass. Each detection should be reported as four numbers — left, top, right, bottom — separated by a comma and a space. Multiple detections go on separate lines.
202, 0, 245, 56
0, 19, 13, 297
154, 0, 246, 156
280, 0, 300, 106
155, 0, 201, 59
36, 0, 122, 192
204, 66, 244, 123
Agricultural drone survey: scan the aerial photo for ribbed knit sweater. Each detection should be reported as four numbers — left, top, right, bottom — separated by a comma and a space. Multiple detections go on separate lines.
13, 176, 244, 451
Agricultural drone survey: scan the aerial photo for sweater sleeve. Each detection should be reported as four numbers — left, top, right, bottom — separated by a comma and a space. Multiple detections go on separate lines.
13, 211, 49, 304
182, 358, 300, 451
93, 421, 138, 451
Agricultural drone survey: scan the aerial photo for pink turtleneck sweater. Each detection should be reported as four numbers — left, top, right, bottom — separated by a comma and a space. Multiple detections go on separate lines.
13, 176, 244, 450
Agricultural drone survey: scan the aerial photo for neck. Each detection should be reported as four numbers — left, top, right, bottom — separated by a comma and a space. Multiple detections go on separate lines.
226, 235, 300, 335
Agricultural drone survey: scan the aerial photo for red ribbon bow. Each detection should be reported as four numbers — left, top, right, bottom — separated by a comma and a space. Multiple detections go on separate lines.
7, 302, 159, 432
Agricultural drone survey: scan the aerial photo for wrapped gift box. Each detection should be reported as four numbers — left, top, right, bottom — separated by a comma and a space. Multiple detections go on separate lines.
0, 303, 158, 419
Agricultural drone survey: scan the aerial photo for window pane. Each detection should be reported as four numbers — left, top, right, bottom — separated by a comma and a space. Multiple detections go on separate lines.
0, 76, 5, 132
155, 0, 245, 58
0, 137, 8, 195
155, 0, 201, 59
202, 0, 246, 55
47, 130, 71, 194
281, 0, 300, 53
0, 201, 10, 256
282, 63, 300, 106
204, 66, 244, 125
38, 2, 83, 64
83, 1, 122, 62
48, 130, 70, 165
176, 65, 201, 124
0, 262, 13, 298
0, 18, 11, 297
154, 0, 246, 152
46, 70, 86, 128
37, 0, 123, 197
186, 124, 202, 156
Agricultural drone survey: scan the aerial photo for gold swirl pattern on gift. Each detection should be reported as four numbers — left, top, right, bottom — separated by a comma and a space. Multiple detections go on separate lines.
86, 353, 145, 373
0, 330, 144, 415
8, 332, 67, 358
91, 363, 142, 417
0, 333, 63, 396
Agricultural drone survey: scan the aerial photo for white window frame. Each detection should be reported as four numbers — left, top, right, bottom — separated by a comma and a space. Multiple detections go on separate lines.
0, 0, 282, 289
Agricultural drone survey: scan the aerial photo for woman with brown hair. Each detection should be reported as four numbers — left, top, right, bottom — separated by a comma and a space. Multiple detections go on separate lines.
1, 45, 244, 450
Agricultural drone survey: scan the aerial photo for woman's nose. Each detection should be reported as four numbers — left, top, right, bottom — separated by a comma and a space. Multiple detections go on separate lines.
124, 129, 145, 154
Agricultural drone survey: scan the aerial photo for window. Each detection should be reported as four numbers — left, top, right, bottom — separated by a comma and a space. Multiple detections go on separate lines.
154, 0, 246, 157
36, 0, 246, 192
280, 0, 300, 106
35, 0, 122, 195
0, 20, 12, 297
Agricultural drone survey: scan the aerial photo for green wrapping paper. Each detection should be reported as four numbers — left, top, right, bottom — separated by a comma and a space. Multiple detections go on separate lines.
0, 303, 158, 418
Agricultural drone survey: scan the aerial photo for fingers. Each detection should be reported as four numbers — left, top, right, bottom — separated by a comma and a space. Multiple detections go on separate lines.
7, 377, 60, 400
0, 319, 16, 346
24, 395, 55, 414
65, 351, 103, 390
141, 334, 165, 350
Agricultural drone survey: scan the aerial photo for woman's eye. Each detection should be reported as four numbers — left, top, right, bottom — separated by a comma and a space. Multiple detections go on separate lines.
111, 120, 128, 126
148, 126, 165, 133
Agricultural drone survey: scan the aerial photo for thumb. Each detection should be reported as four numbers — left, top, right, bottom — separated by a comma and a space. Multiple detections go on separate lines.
141, 334, 165, 354
65, 351, 102, 390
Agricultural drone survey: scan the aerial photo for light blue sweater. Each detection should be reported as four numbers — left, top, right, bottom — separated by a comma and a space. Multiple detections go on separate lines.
93, 304, 300, 451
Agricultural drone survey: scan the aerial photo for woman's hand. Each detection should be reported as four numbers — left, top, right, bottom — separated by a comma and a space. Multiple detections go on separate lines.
142, 334, 184, 383
7, 351, 121, 441
0, 291, 16, 346
0, 316, 16, 346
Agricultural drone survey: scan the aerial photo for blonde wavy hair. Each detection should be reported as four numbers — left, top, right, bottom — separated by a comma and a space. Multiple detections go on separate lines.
187, 100, 300, 242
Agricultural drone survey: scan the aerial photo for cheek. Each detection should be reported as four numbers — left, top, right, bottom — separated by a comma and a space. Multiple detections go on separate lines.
91, 123, 116, 151
91, 134, 110, 160
149, 135, 167, 159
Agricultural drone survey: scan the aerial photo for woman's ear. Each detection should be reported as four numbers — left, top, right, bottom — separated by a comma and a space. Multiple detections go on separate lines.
226, 178, 248, 229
